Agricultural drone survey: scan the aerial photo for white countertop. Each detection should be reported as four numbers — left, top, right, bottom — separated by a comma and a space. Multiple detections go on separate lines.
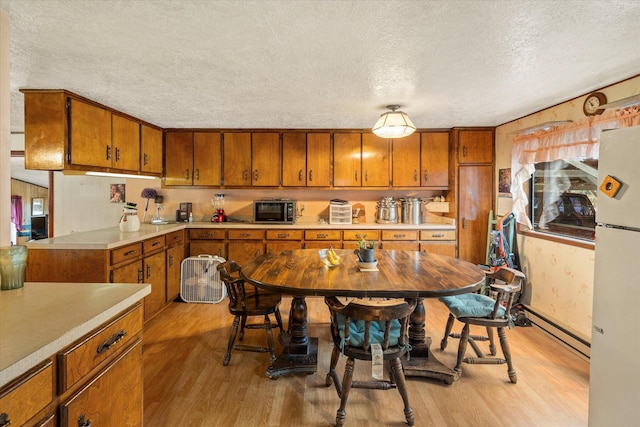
26, 220, 455, 250
0, 282, 150, 387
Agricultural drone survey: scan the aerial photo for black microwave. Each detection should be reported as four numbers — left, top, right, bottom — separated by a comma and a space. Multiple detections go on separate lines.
253, 200, 296, 224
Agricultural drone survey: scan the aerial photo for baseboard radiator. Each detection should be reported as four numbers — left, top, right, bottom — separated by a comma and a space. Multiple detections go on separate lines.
522, 306, 591, 360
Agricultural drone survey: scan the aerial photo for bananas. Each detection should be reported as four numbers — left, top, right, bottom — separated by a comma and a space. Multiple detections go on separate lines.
326, 246, 341, 266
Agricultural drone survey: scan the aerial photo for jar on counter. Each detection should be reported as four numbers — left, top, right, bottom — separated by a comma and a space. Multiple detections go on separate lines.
0, 245, 28, 291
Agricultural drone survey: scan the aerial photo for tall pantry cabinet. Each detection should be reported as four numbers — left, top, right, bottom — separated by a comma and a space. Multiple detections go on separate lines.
450, 128, 494, 265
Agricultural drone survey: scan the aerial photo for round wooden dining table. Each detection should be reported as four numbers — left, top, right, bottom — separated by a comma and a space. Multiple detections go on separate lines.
240, 248, 485, 382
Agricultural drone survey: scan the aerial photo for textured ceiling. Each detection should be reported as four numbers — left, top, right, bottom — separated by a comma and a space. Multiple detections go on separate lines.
2, 0, 640, 133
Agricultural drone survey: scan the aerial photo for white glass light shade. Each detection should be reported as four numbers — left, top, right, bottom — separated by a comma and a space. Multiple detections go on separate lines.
372, 106, 416, 138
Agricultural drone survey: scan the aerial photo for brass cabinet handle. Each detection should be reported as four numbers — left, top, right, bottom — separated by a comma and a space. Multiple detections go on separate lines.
124, 249, 136, 256
143, 153, 149, 166
137, 268, 143, 283
414, 170, 418, 182
115, 147, 120, 162
254, 169, 259, 181
169, 255, 174, 267
432, 233, 445, 238
239, 233, 251, 238
199, 232, 212, 238
309, 170, 313, 181
298, 170, 303, 181
365, 170, 369, 182
277, 233, 289, 238
424, 169, 428, 182
243, 169, 249, 181
106, 145, 112, 160
462, 218, 467, 229
394, 234, 406, 238
185, 168, 190, 181
97, 329, 127, 354
195, 168, 200, 181
0, 412, 11, 427
354, 170, 358, 182
317, 233, 328, 238
146, 264, 151, 278
462, 146, 468, 157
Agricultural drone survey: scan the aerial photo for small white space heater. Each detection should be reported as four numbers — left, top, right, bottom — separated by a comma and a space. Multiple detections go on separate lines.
180, 254, 227, 303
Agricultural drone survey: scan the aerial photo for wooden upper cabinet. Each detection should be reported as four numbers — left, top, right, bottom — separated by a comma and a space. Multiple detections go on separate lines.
361, 133, 390, 187
457, 129, 494, 164
333, 133, 362, 187
164, 132, 193, 186
392, 133, 421, 187
111, 114, 141, 171
282, 132, 332, 187
251, 132, 280, 186
282, 132, 307, 186
194, 132, 221, 186
68, 98, 113, 169
165, 131, 220, 186
421, 131, 450, 187
223, 132, 251, 186
306, 133, 332, 187
141, 125, 163, 175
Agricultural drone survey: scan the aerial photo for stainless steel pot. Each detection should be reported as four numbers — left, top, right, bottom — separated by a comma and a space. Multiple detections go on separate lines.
376, 197, 398, 223
399, 197, 422, 224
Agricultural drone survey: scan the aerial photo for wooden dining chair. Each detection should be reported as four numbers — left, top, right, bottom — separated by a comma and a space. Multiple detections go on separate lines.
325, 296, 417, 427
216, 261, 284, 366
439, 267, 525, 383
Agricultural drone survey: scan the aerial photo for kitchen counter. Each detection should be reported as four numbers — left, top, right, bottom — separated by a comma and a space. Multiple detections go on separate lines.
0, 282, 150, 387
26, 220, 455, 250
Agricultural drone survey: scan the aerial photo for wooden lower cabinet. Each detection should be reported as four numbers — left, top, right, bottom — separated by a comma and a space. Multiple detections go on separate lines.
227, 230, 265, 265
166, 244, 184, 302
380, 230, 420, 251
265, 229, 303, 255
0, 360, 53, 427
420, 229, 456, 257
143, 250, 166, 320
59, 339, 143, 427
189, 229, 226, 258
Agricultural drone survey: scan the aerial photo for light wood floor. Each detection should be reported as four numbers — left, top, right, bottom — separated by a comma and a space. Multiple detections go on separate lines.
143, 296, 589, 426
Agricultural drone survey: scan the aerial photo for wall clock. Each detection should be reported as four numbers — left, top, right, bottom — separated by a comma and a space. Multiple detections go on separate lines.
583, 92, 607, 116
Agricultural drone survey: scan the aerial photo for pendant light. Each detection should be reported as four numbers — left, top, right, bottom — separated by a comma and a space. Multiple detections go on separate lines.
372, 105, 416, 138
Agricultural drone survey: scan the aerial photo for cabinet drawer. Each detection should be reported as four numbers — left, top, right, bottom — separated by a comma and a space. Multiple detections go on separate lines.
166, 230, 184, 245
228, 229, 265, 240
143, 235, 165, 253
304, 230, 342, 240
381, 230, 419, 241
58, 303, 143, 393
342, 230, 380, 241
189, 229, 226, 240
420, 229, 456, 241
266, 229, 303, 240
110, 243, 142, 265
0, 360, 53, 427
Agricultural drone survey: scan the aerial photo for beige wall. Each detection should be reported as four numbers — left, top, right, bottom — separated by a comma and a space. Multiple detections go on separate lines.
495, 75, 640, 341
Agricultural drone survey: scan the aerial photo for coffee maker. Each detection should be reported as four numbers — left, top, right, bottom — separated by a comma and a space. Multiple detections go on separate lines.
211, 194, 226, 222
176, 202, 192, 222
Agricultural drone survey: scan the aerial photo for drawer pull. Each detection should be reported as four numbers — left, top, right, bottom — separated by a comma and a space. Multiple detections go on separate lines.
152, 241, 161, 247
394, 234, 406, 238
355, 233, 366, 239
277, 233, 289, 238
143, 153, 149, 166
169, 255, 174, 267
138, 269, 144, 283
432, 233, 444, 238
97, 330, 128, 354
239, 233, 251, 238
0, 413, 11, 427
124, 249, 136, 256
317, 233, 328, 238
200, 232, 212, 238
78, 414, 92, 427
146, 264, 152, 278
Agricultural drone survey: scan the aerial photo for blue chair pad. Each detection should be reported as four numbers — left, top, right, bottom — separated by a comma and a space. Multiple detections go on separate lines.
439, 293, 505, 318
334, 313, 401, 347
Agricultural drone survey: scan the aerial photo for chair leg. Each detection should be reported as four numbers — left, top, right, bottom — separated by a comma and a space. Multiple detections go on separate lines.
239, 315, 247, 341
440, 313, 456, 351
224, 315, 240, 366
274, 308, 284, 332
326, 346, 342, 395
264, 315, 276, 362
487, 326, 497, 355
498, 327, 517, 384
454, 323, 470, 374
335, 358, 355, 427
390, 357, 415, 426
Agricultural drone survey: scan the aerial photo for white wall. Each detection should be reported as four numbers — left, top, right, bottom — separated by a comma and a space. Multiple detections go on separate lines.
495, 75, 640, 342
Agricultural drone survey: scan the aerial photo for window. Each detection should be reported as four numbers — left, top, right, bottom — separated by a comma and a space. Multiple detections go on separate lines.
531, 158, 597, 241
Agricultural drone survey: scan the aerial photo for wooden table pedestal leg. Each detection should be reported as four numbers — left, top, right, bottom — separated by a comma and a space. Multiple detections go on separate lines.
266, 295, 318, 379
401, 298, 460, 385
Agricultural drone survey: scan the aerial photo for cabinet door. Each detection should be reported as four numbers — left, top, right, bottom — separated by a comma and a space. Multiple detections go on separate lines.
111, 260, 142, 284
282, 132, 307, 186
458, 164, 493, 264
111, 114, 140, 172
333, 133, 361, 186
227, 242, 264, 266
307, 132, 332, 187
194, 132, 221, 186
392, 132, 421, 187
223, 132, 251, 186
166, 244, 184, 302
164, 132, 193, 186
59, 340, 143, 427
143, 251, 167, 320
421, 242, 456, 257
458, 129, 493, 164
189, 241, 225, 258
421, 132, 450, 187
69, 99, 112, 168
251, 132, 281, 186
362, 133, 390, 187
141, 125, 163, 175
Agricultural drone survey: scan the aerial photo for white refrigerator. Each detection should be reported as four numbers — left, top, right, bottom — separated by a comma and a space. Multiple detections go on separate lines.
589, 126, 640, 426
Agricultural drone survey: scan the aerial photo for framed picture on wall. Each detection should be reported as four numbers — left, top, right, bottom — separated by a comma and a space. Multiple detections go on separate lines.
32, 197, 44, 215
498, 168, 512, 196
110, 183, 126, 203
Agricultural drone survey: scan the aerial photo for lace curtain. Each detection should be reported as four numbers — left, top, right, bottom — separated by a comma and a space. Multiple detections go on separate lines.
511, 106, 640, 228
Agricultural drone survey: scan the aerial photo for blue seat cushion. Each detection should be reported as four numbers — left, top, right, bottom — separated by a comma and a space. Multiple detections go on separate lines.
439, 293, 505, 318
334, 313, 401, 347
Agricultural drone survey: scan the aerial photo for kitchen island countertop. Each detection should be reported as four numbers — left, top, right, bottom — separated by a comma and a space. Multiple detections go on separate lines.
26, 220, 455, 251
0, 282, 150, 387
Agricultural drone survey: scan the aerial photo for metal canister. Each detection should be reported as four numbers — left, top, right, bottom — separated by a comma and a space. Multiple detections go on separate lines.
400, 197, 421, 224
